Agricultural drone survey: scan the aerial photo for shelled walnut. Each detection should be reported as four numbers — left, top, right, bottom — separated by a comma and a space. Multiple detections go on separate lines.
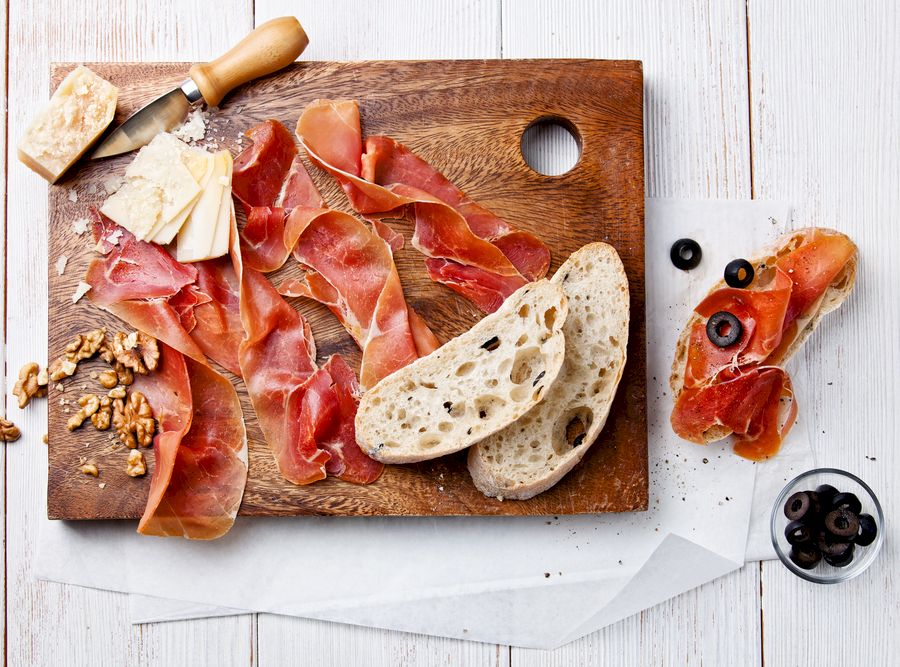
114, 391, 155, 449
12, 362, 48, 408
126, 449, 147, 477
0, 418, 22, 442
104, 331, 159, 375
90, 396, 112, 430
97, 369, 119, 389
49, 328, 107, 381
66, 394, 100, 430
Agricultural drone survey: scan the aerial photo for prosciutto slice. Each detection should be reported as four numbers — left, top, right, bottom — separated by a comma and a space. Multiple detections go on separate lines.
135, 343, 248, 540
232, 120, 439, 387
671, 228, 856, 460
238, 258, 383, 485
296, 99, 551, 312
86, 210, 244, 376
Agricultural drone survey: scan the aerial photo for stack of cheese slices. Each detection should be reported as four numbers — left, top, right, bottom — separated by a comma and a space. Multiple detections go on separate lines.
100, 133, 234, 263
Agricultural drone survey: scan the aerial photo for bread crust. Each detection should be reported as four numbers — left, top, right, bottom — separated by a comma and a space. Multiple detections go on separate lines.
669, 227, 857, 444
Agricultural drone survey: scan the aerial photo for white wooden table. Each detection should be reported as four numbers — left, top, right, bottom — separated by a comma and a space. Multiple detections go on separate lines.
2, 1, 897, 664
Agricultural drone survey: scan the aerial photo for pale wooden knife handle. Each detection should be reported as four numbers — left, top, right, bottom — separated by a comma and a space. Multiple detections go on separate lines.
189, 16, 309, 107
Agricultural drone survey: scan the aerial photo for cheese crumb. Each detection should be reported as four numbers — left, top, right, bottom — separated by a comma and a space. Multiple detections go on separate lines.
107, 229, 123, 246
72, 217, 90, 235
72, 281, 92, 303
56, 255, 68, 275
67, 188, 78, 203
173, 108, 208, 143
102, 175, 123, 195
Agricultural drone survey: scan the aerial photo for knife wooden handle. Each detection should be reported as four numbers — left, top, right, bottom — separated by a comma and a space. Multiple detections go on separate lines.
189, 16, 309, 107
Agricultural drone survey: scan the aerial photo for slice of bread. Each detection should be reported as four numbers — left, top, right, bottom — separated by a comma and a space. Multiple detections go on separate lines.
355, 279, 569, 464
468, 243, 630, 500
669, 227, 857, 444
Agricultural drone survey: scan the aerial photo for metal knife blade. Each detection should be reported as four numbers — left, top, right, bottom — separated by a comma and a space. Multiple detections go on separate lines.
90, 80, 202, 159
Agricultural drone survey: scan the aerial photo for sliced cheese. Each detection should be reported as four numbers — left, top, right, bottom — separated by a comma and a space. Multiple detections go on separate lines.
100, 133, 203, 242
175, 150, 232, 263
148, 149, 215, 244
208, 153, 234, 260
18, 66, 118, 183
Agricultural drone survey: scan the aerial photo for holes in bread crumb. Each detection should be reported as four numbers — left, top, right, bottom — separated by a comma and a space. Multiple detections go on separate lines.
480, 336, 501, 351
420, 435, 441, 449
438, 422, 453, 433
516, 333, 529, 347
485, 378, 499, 388
510, 385, 530, 402
474, 395, 504, 420
371, 397, 382, 406
553, 407, 594, 455
518, 304, 531, 318
396, 408, 406, 420
543, 307, 558, 330
401, 380, 416, 392
456, 361, 475, 377
510, 346, 544, 385
608, 336, 620, 348
421, 381, 437, 390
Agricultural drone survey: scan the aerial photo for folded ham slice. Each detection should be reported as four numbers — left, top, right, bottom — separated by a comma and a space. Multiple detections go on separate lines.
86, 210, 243, 376
232, 119, 439, 388
135, 343, 248, 540
296, 99, 551, 312
671, 228, 856, 460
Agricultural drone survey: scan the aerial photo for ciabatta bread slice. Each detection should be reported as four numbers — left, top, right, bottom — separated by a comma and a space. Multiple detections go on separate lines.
468, 243, 630, 500
669, 227, 857, 444
356, 279, 568, 464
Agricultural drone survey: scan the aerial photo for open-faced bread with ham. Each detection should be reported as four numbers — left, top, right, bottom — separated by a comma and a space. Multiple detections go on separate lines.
670, 227, 857, 460
355, 279, 568, 464
467, 243, 629, 500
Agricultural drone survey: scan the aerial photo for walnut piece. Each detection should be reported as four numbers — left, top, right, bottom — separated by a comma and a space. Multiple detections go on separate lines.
79, 462, 99, 477
66, 394, 101, 430
114, 391, 155, 449
114, 362, 134, 386
12, 362, 48, 408
49, 328, 107, 382
90, 396, 112, 430
97, 369, 119, 389
108, 386, 126, 399
105, 331, 159, 375
0, 418, 22, 442
126, 449, 147, 477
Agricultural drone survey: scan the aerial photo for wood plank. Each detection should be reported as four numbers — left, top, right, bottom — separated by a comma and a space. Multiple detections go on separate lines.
4, 1, 256, 665
253, 2, 512, 664
1, 0, 9, 659
746, 1, 900, 664
46, 56, 648, 520
501, 1, 763, 664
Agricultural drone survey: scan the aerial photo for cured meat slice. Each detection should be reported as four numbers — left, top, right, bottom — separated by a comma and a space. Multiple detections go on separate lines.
136, 344, 248, 539
238, 261, 384, 484
279, 208, 439, 388
86, 209, 243, 376
296, 99, 551, 312
232, 119, 299, 208
671, 367, 796, 461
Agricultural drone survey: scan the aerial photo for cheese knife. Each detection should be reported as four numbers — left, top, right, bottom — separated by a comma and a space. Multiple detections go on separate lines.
91, 16, 308, 159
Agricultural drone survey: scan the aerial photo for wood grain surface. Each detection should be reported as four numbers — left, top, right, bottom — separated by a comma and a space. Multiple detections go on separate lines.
45, 58, 648, 520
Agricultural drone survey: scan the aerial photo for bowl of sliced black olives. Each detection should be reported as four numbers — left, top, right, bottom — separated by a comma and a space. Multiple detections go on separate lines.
771, 468, 884, 583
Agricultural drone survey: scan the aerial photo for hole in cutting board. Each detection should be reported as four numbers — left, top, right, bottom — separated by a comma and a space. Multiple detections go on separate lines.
520, 117, 582, 176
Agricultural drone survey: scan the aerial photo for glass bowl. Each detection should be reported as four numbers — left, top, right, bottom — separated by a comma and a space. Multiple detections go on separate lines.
771, 468, 884, 584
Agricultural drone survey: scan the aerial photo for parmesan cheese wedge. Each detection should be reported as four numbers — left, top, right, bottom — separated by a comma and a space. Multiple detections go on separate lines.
175, 150, 232, 263
100, 133, 202, 241
18, 66, 118, 183
208, 154, 234, 260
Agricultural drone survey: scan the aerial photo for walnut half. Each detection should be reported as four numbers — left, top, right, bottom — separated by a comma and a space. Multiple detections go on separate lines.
49, 328, 107, 381
0, 418, 22, 442
67, 394, 101, 430
126, 450, 147, 477
104, 331, 159, 375
114, 391, 155, 449
12, 362, 48, 408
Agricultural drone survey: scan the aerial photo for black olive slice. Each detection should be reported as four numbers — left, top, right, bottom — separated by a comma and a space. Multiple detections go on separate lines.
824, 508, 860, 540
829, 491, 862, 515
706, 311, 743, 348
784, 490, 815, 522
856, 513, 878, 546
670, 238, 702, 270
824, 543, 855, 568
724, 258, 755, 288
789, 543, 822, 570
785, 520, 814, 545
816, 532, 853, 557
815, 484, 839, 507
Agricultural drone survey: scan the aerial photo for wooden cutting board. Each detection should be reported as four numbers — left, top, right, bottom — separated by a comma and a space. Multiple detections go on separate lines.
47, 59, 647, 520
